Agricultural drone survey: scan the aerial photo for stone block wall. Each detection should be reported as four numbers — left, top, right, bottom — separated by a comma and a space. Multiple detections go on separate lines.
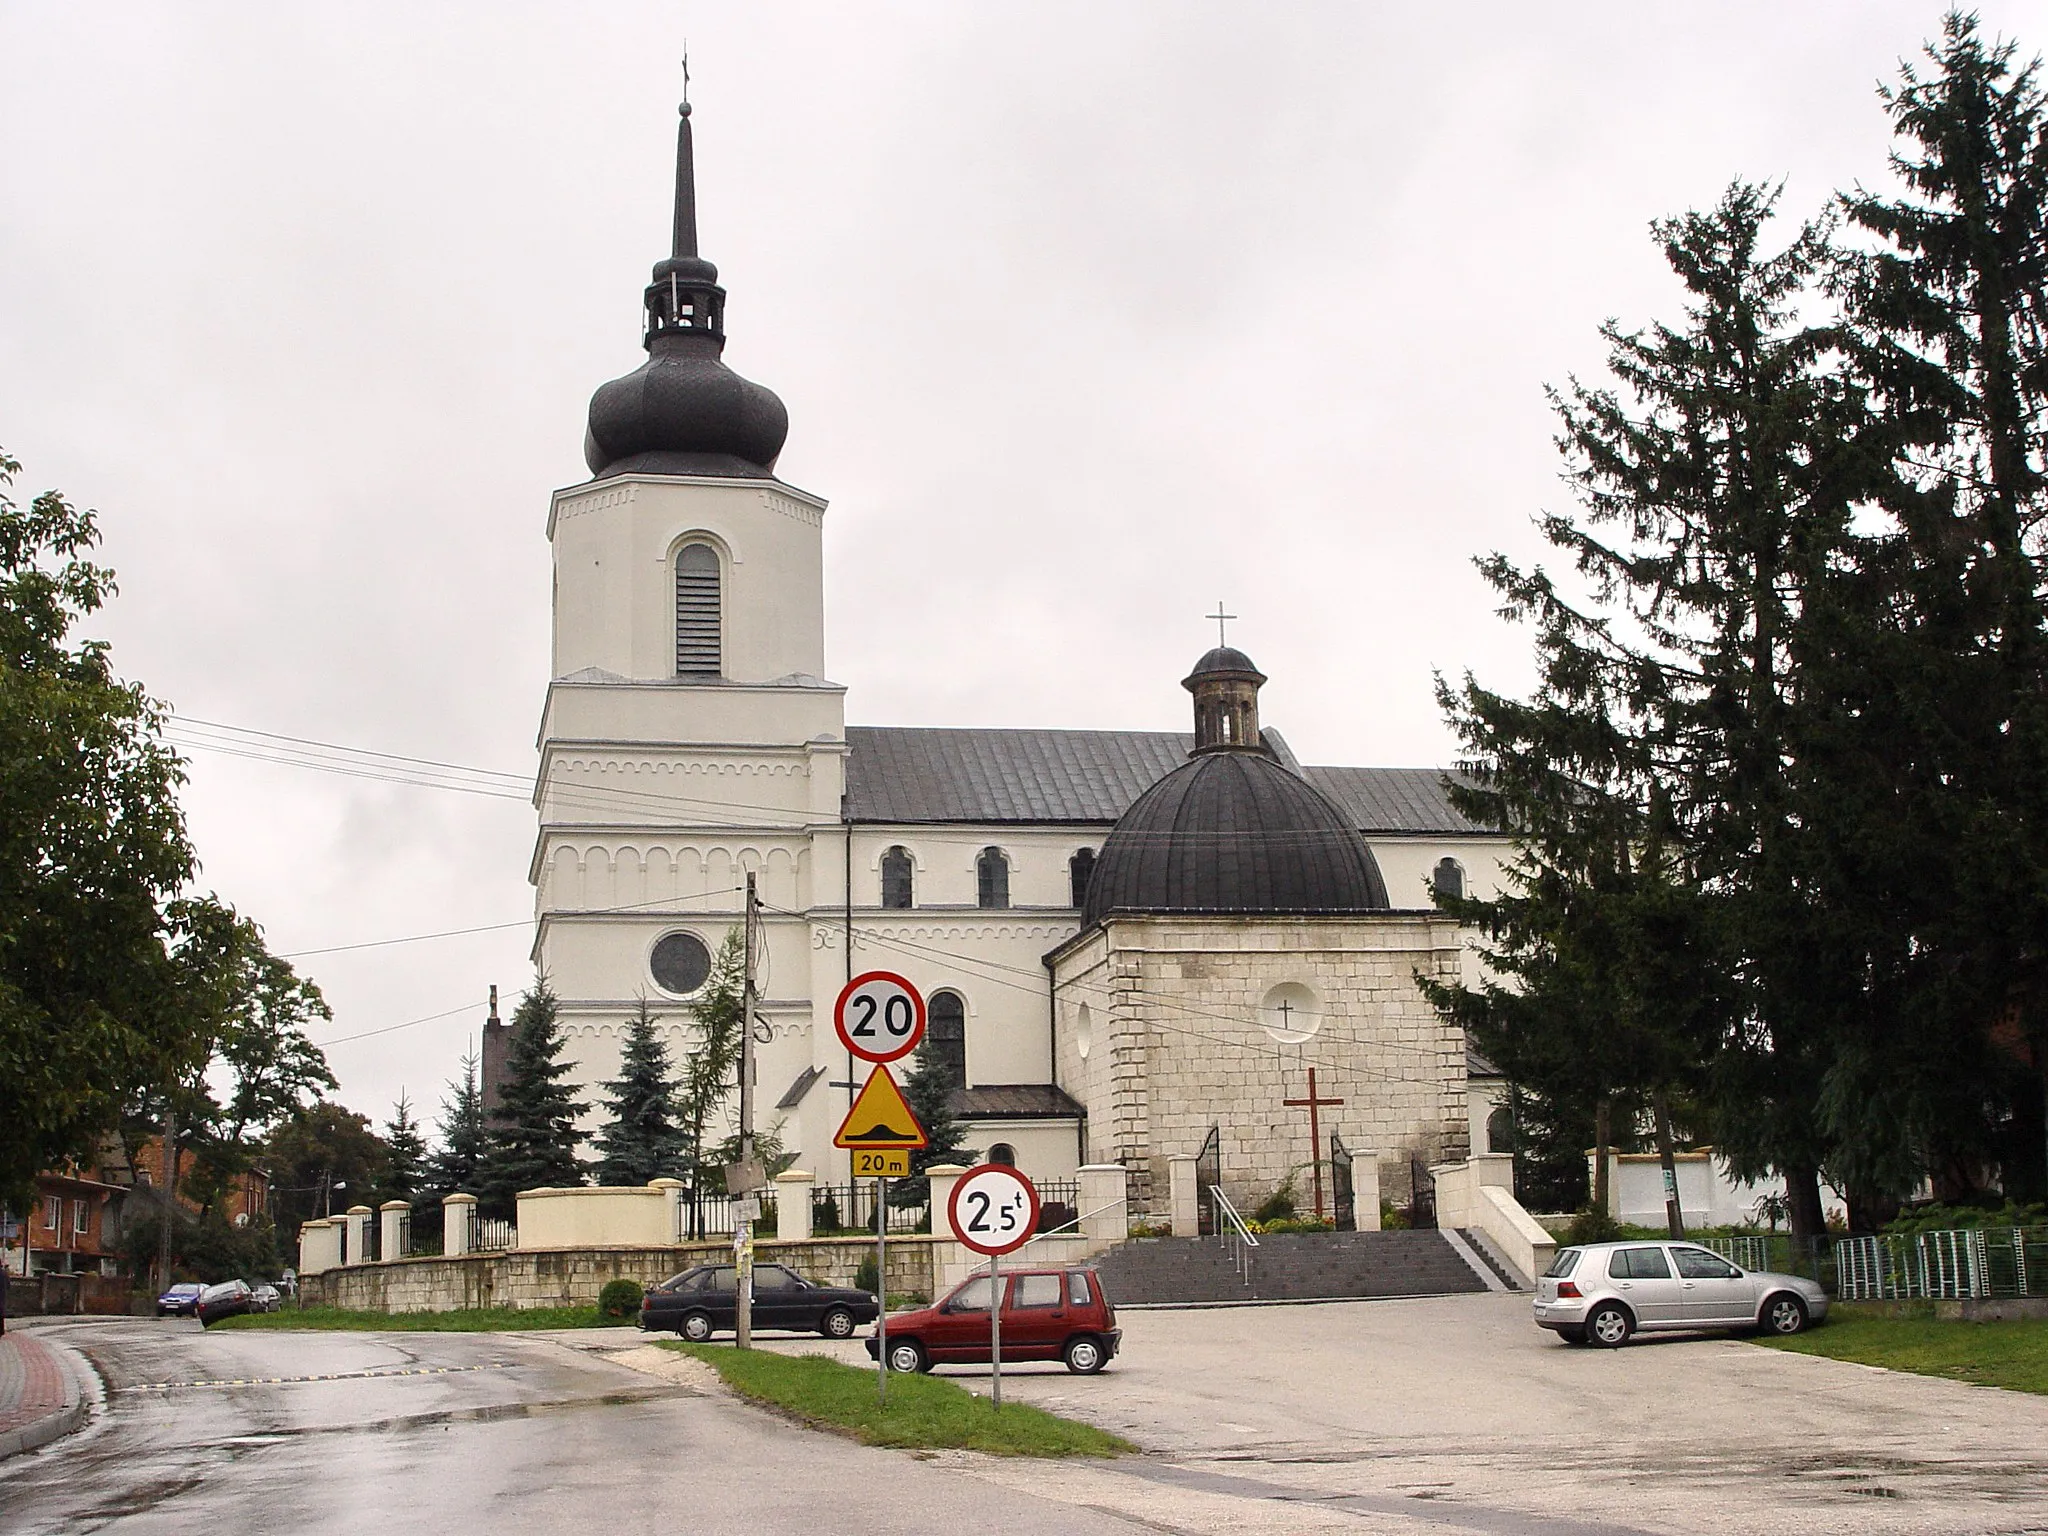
300, 1235, 943, 1313
1053, 912, 1469, 1214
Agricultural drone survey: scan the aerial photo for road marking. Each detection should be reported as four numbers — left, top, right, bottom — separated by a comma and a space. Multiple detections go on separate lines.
123, 1363, 505, 1393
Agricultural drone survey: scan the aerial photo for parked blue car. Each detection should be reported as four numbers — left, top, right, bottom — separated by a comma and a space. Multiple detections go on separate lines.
156, 1282, 204, 1317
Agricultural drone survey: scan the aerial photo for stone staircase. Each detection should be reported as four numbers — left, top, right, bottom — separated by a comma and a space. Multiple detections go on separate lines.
1091, 1229, 1494, 1306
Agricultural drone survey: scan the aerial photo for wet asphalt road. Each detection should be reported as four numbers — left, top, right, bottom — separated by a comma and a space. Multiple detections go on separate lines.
0, 1318, 1133, 1536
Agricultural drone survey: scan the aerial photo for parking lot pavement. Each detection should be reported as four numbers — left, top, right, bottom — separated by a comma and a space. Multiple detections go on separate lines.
738, 1291, 2048, 1536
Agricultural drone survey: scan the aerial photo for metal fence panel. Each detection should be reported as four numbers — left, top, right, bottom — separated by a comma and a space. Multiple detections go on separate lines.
1833, 1227, 2048, 1300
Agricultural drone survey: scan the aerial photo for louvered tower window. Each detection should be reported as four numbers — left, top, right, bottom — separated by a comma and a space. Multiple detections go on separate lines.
675, 544, 722, 676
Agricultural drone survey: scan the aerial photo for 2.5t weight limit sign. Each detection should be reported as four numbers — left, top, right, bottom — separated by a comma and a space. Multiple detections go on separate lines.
834, 971, 926, 1064
948, 1164, 1041, 1257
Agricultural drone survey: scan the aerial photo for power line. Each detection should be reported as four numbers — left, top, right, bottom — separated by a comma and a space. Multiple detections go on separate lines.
280, 884, 749, 960
315, 999, 481, 1048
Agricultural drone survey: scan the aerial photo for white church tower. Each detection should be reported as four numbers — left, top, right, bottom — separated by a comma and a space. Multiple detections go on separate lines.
532, 99, 846, 1166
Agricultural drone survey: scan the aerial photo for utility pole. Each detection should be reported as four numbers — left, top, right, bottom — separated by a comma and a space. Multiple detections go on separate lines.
156, 1097, 178, 1294
736, 872, 758, 1350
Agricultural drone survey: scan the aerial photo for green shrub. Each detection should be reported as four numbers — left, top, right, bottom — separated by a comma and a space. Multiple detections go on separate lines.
1883, 1200, 2048, 1236
598, 1279, 644, 1319
1564, 1206, 1624, 1246
854, 1254, 879, 1295
1252, 1176, 1298, 1224
1379, 1201, 1409, 1231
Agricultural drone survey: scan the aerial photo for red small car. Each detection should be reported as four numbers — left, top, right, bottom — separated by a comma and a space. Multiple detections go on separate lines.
865, 1266, 1121, 1375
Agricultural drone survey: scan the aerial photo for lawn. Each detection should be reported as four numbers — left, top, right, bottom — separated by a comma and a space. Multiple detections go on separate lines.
1755, 1303, 2048, 1395
667, 1341, 1132, 1458
213, 1304, 614, 1331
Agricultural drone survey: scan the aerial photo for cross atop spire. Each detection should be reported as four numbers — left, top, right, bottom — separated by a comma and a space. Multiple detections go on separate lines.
1208, 602, 1237, 648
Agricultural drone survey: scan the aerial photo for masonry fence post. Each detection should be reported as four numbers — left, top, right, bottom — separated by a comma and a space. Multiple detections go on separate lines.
774, 1170, 814, 1243
651, 1178, 684, 1246
443, 1193, 476, 1258
923, 1164, 971, 1292
1077, 1164, 1130, 1255
379, 1201, 409, 1263
343, 1206, 373, 1266
1166, 1155, 1198, 1237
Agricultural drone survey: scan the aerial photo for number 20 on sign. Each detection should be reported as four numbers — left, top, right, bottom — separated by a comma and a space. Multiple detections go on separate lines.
834, 971, 927, 1064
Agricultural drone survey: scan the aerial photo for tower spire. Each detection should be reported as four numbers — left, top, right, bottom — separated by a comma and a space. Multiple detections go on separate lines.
672, 99, 699, 260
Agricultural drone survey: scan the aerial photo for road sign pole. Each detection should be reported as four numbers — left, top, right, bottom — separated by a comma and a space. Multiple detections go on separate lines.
990, 1247, 1003, 1410
875, 1174, 888, 1403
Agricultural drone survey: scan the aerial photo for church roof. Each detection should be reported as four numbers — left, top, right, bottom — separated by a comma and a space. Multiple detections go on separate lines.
949, 1084, 1085, 1121
1301, 766, 1493, 836
1082, 750, 1392, 922
842, 726, 1489, 835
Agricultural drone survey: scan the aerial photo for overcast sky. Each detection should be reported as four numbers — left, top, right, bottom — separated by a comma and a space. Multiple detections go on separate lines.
5, 3, 2042, 1138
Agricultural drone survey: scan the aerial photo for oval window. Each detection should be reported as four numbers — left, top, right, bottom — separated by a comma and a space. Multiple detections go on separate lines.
650, 932, 712, 996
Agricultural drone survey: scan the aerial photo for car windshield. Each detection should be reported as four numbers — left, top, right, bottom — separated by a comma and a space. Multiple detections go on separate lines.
199, 1282, 240, 1301
1543, 1248, 1581, 1278
657, 1271, 702, 1291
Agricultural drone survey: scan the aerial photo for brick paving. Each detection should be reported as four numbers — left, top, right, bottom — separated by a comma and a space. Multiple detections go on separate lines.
0, 1330, 78, 1443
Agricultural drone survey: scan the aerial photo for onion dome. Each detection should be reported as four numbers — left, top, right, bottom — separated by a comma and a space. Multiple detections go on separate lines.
1083, 645, 1390, 924
583, 103, 789, 480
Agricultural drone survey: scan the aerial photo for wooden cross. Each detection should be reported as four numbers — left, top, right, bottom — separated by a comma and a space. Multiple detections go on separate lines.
1207, 602, 1236, 648
1283, 1066, 1345, 1220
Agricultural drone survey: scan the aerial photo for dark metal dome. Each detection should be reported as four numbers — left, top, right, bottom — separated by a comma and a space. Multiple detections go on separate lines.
1082, 750, 1390, 924
583, 104, 789, 481
1185, 646, 1265, 683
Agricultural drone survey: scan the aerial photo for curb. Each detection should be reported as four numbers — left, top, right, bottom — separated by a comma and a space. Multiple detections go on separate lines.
0, 1330, 97, 1461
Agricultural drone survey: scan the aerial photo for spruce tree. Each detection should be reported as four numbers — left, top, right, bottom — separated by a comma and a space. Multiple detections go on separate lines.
477, 979, 587, 1220
1428, 184, 1869, 1236
380, 1091, 429, 1205
425, 1046, 488, 1205
593, 998, 685, 1186
890, 1043, 969, 1208
1833, 12, 2048, 1207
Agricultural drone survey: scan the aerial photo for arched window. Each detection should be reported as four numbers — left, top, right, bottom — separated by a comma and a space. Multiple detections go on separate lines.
927, 990, 967, 1091
1485, 1106, 1515, 1155
987, 1143, 1017, 1166
880, 846, 913, 910
675, 544, 721, 676
976, 846, 1009, 909
1068, 848, 1096, 909
1432, 857, 1466, 901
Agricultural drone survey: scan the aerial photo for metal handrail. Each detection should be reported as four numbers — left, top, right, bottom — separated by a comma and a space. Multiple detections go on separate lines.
1209, 1185, 1258, 1286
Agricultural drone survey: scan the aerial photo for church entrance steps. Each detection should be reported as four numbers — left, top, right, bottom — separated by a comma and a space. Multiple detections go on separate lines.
1091, 1230, 1489, 1307
1447, 1227, 1525, 1292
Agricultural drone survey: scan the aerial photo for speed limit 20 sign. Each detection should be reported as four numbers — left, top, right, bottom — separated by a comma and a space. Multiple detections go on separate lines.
834, 970, 926, 1064
948, 1164, 1041, 1257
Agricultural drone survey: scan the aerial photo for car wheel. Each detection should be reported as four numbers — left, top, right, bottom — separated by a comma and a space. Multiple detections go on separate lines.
1586, 1302, 1633, 1348
1555, 1326, 1587, 1346
886, 1338, 928, 1374
1063, 1335, 1108, 1375
680, 1310, 715, 1343
1762, 1293, 1808, 1336
819, 1307, 856, 1340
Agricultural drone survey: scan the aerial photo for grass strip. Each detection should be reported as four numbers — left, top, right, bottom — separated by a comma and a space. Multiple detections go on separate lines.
212, 1304, 613, 1332
666, 1341, 1132, 1457
1755, 1303, 2048, 1394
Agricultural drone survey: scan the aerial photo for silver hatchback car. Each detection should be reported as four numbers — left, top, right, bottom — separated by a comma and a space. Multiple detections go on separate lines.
1533, 1240, 1829, 1347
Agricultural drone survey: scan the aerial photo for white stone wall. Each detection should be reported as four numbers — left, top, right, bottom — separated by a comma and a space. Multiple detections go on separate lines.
1052, 913, 1469, 1209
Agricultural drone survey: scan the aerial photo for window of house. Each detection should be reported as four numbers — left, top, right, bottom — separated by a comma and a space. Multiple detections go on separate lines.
650, 931, 713, 996
987, 1142, 1016, 1166
72, 1199, 88, 1236
927, 991, 967, 1091
1068, 848, 1096, 908
42, 1196, 59, 1230
976, 846, 1009, 909
675, 543, 721, 676
1432, 857, 1466, 901
881, 846, 914, 909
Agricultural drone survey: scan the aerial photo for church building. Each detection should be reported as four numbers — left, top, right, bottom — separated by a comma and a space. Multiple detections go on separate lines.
530, 101, 1511, 1214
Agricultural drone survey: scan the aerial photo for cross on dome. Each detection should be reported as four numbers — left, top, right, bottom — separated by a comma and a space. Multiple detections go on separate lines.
1207, 602, 1237, 648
